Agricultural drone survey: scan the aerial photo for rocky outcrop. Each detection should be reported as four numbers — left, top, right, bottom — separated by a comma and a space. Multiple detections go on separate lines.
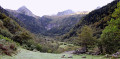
17, 6, 36, 17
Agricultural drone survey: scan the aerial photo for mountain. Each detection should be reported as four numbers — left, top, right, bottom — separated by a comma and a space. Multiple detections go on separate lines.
6, 7, 87, 36
6, 7, 48, 34
71, 11, 90, 15
0, 6, 44, 52
63, 0, 118, 40
0, 5, 32, 44
17, 6, 36, 17
57, 9, 74, 16
44, 14, 86, 36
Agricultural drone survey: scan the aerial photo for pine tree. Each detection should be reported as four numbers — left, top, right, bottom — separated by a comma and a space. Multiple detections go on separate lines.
77, 25, 95, 52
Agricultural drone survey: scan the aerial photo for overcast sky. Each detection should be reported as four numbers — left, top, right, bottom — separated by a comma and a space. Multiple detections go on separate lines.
0, 0, 113, 16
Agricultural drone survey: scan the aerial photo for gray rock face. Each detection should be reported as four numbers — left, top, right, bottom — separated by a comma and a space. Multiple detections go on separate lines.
17, 6, 36, 17
57, 9, 74, 16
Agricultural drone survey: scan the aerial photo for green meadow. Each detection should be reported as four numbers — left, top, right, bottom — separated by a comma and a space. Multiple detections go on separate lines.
0, 48, 108, 59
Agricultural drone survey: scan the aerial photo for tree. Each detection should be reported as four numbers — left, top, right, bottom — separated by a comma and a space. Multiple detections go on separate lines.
101, 18, 120, 54
100, 2, 120, 54
77, 25, 95, 52
112, 2, 120, 18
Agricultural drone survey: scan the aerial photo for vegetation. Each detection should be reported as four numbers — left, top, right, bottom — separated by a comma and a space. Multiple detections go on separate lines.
0, 35, 17, 56
7, 9, 86, 36
76, 25, 96, 52
100, 1, 120, 54
0, 6, 42, 55
1, 0, 120, 58
61, 0, 120, 55
63, 0, 119, 39
0, 48, 108, 59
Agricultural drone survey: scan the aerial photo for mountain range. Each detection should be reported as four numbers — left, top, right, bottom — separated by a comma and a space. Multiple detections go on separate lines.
6, 6, 87, 36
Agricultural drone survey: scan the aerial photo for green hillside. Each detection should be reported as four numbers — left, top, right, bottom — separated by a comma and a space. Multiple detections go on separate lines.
63, 0, 119, 39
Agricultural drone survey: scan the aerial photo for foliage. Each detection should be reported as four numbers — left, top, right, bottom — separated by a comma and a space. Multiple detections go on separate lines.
100, 2, 120, 54
112, 2, 120, 18
0, 35, 17, 56
0, 27, 13, 38
0, 35, 13, 42
41, 42, 59, 53
77, 25, 96, 52
101, 18, 120, 54
12, 32, 32, 45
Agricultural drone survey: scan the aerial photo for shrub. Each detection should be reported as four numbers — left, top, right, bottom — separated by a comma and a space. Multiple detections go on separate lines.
48, 50, 52, 53
0, 35, 17, 56
36, 44, 42, 51
10, 44, 16, 50
0, 28, 13, 38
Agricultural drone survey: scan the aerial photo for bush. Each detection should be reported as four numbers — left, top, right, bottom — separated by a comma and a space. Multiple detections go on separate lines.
0, 35, 17, 56
48, 50, 52, 53
0, 35, 13, 42
36, 44, 42, 51
10, 44, 17, 50
12, 32, 32, 45
0, 28, 13, 38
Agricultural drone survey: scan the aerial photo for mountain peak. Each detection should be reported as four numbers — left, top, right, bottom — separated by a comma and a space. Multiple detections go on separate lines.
20, 6, 27, 9
57, 9, 74, 16
17, 6, 29, 12
17, 6, 35, 17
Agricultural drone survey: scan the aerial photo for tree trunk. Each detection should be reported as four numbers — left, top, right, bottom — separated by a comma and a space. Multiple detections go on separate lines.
98, 45, 103, 54
84, 44, 88, 52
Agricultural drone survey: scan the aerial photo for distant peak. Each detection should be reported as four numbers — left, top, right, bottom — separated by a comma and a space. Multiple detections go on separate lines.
21, 6, 27, 8
65, 9, 73, 11
17, 6, 36, 17
57, 9, 74, 16
18, 6, 29, 11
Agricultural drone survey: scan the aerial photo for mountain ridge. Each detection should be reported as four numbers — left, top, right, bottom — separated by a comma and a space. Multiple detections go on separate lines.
63, 0, 118, 40
57, 9, 74, 16
6, 7, 87, 36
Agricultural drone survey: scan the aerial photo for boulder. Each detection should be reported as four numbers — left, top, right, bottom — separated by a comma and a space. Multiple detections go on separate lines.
82, 56, 86, 58
73, 47, 86, 55
68, 55, 73, 58
61, 55, 65, 58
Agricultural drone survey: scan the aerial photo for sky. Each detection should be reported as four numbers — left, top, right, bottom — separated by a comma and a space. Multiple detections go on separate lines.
0, 0, 114, 16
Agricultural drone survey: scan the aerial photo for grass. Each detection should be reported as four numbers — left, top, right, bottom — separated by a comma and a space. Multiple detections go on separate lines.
0, 48, 109, 59
58, 42, 79, 52
59, 42, 74, 48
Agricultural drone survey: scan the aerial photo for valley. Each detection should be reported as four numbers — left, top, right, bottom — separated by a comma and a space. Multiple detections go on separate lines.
7, 7, 87, 36
0, 0, 120, 59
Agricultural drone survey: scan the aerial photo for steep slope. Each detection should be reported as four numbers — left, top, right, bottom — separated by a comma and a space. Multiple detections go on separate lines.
0, 6, 33, 43
17, 6, 36, 17
63, 0, 119, 39
0, 6, 43, 52
7, 8, 49, 34
45, 14, 86, 36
